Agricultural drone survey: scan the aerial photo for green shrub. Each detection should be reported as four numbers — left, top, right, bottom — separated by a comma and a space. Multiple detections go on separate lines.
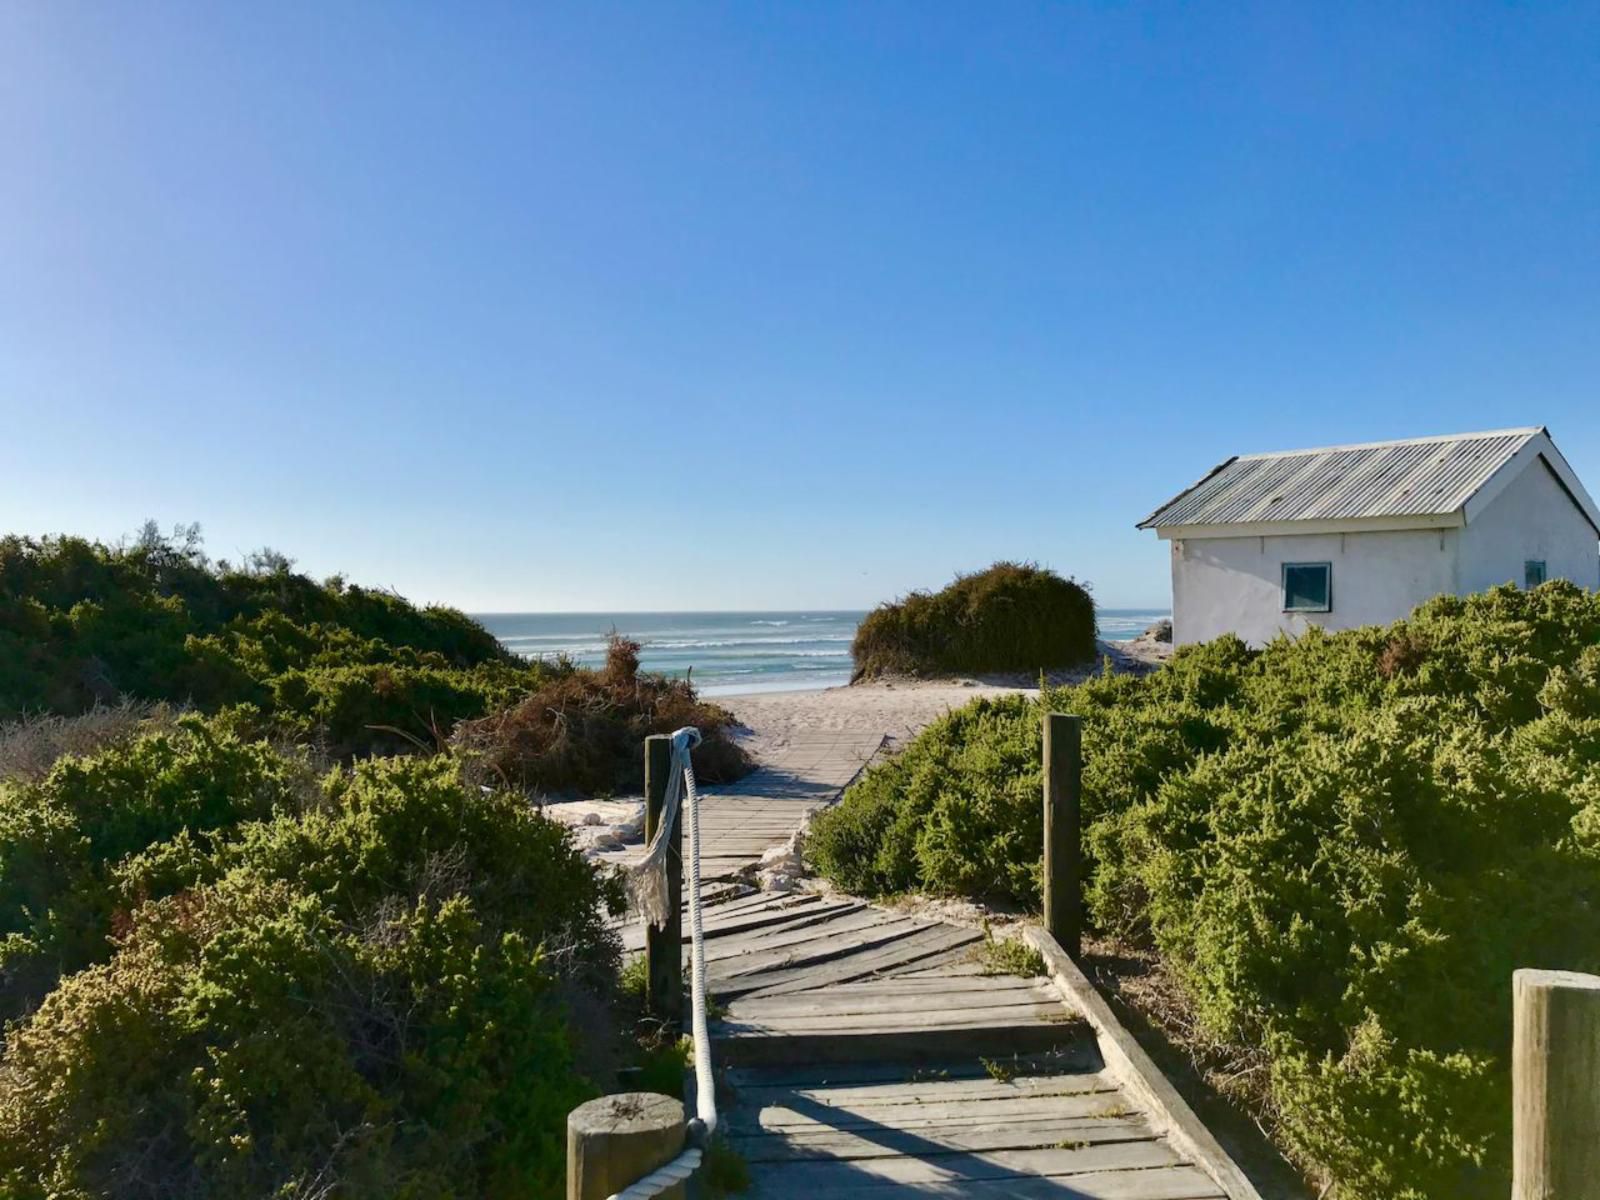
0, 730, 622, 1199
0, 717, 314, 1015
812, 582, 1600, 1199
452, 636, 753, 796
0, 531, 538, 736
850, 561, 1096, 680
809, 695, 1044, 901
0, 881, 592, 1200
0, 532, 746, 791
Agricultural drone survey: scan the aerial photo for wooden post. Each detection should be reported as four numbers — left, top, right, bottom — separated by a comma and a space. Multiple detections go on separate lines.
568, 1092, 686, 1200
1513, 968, 1600, 1200
644, 734, 682, 1022
1042, 711, 1082, 959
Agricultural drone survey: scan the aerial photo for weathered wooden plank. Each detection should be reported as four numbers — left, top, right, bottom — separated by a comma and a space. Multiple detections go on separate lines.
727, 925, 986, 999
699, 859, 766, 879
691, 839, 794, 854
725, 982, 1056, 1020
746, 1164, 1227, 1199
615, 883, 768, 946
1513, 968, 1600, 1200
1043, 711, 1083, 958
643, 736, 680, 1022
703, 909, 919, 968
718, 1001, 1076, 1036
713, 1019, 1085, 1068
740, 972, 1036, 997
702, 899, 864, 938
733, 1114, 1156, 1161
745, 1138, 1183, 1187
625, 897, 862, 955
728, 1092, 1142, 1134
879, 949, 990, 977
1024, 927, 1262, 1200
730, 1070, 1115, 1109
738, 1109, 1138, 1139
619, 891, 800, 954
723, 1052, 1100, 1091
709, 920, 930, 985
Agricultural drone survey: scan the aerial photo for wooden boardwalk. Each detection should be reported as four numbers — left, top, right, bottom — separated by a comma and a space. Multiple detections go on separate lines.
598, 729, 887, 879
623, 888, 1243, 1198
615, 730, 1257, 1198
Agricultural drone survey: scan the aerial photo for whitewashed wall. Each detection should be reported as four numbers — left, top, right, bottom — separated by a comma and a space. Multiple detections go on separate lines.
1170, 528, 1461, 646
1459, 457, 1600, 593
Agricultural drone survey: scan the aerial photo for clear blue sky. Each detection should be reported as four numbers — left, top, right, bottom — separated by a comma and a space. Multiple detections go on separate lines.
3, 3, 1597, 611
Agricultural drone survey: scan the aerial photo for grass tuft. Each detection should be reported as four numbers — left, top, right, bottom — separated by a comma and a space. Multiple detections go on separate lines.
980, 931, 1047, 979
701, 1137, 751, 1197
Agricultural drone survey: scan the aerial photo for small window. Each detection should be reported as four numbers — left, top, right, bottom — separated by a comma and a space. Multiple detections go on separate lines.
1525, 560, 1547, 589
1283, 562, 1332, 613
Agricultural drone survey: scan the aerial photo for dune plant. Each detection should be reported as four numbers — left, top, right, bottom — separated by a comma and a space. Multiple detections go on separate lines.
0, 723, 622, 1199
0, 531, 752, 790
0, 530, 534, 751
451, 635, 752, 796
850, 561, 1095, 681
812, 582, 1600, 1199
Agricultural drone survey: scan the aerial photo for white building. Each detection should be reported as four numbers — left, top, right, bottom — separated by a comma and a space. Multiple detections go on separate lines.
1139, 427, 1600, 646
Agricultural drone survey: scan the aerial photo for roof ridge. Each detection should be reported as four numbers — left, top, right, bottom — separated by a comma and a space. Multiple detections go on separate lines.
1235, 426, 1544, 461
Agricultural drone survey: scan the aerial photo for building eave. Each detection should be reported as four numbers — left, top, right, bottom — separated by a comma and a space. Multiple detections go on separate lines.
1148, 512, 1466, 541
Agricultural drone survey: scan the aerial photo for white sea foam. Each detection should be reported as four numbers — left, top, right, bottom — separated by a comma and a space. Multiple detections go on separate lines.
479, 610, 1165, 693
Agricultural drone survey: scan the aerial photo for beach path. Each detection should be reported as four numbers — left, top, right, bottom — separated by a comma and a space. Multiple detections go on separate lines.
608, 683, 1255, 1199
622, 888, 1244, 1199
595, 727, 888, 879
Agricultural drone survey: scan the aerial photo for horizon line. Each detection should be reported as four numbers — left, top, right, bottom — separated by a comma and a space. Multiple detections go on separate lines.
465, 604, 1173, 616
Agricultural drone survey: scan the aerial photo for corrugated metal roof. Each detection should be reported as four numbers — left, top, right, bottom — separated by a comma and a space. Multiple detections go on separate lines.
1138, 428, 1544, 529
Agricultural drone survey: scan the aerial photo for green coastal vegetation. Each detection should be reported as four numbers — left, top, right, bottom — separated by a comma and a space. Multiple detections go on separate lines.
0, 527, 749, 1198
10, 526, 1595, 1198
850, 561, 1096, 681
813, 582, 1600, 1200
0, 527, 749, 787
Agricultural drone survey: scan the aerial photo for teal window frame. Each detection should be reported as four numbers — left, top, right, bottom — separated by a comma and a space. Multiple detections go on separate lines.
1525, 560, 1547, 589
1282, 562, 1332, 613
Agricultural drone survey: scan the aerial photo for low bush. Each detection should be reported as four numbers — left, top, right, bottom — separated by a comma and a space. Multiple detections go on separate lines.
268, 662, 535, 758
811, 582, 1600, 1199
850, 561, 1095, 680
0, 700, 183, 784
0, 529, 745, 1199
452, 636, 753, 796
0, 724, 621, 1199
808, 695, 1044, 901
0, 532, 746, 787
0, 530, 544, 751
0, 716, 316, 1015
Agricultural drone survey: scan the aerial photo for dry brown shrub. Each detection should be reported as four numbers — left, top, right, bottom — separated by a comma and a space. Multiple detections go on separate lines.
1376, 630, 1431, 678
0, 700, 183, 784
452, 634, 752, 796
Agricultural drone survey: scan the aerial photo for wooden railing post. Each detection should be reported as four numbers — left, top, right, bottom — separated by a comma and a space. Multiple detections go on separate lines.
568, 1092, 686, 1200
644, 734, 682, 1021
1513, 968, 1600, 1199
1043, 711, 1082, 959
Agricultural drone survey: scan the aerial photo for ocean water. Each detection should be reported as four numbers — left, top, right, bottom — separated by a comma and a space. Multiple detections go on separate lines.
476, 609, 1170, 697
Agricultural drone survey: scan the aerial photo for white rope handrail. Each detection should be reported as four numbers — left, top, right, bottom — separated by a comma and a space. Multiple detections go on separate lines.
611, 727, 717, 1200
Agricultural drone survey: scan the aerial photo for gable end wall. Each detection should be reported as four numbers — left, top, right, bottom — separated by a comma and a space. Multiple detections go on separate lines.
1458, 456, 1600, 593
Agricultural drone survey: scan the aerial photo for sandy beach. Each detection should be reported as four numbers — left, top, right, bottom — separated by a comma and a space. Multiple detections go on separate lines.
719, 678, 1025, 762
720, 636, 1171, 764
543, 635, 1169, 854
